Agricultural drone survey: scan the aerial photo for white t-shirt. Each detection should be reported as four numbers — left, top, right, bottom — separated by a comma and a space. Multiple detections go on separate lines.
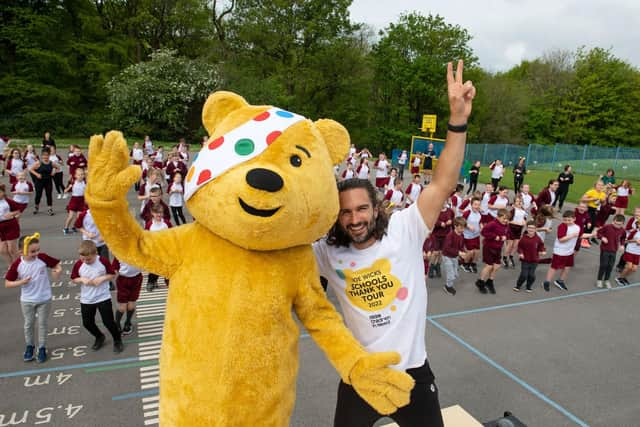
313, 203, 431, 371
11, 181, 32, 204
375, 159, 389, 178
168, 182, 184, 207
132, 148, 144, 161
553, 223, 580, 256
5, 254, 59, 303
537, 218, 552, 242
115, 258, 142, 277
79, 210, 104, 247
463, 210, 482, 239
71, 257, 114, 304
71, 180, 86, 197
625, 230, 640, 255
148, 220, 169, 232
9, 158, 24, 176
491, 164, 504, 179
520, 192, 534, 211
512, 207, 527, 225
398, 153, 407, 165
357, 164, 369, 180
405, 183, 422, 205
617, 187, 630, 197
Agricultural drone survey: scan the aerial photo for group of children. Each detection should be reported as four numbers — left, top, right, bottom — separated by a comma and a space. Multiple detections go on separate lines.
3, 137, 192, 364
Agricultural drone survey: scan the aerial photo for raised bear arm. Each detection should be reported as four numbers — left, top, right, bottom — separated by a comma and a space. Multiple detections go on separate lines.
85, 132, 183, 277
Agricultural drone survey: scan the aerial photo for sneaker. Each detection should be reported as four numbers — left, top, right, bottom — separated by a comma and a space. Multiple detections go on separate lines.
604, 280, 612, 289
475, 279, 488, 294
502, 257, 509, 268
71, 227, 78, 233
623, 277, 631, 286
486, 280, 496, 294
23, 345, 35, 362
443, 286, 457, 295
596, 280, 603, 289
63, 228, 70, 235
460, 264, 471, 273
57, 194, 62, 200
470, 263, 478, 274
615, 277, 626, 287
554, 280, 568, 291
33, 207, 39, 215
91, 335, 106, 351
512, 286, 521, 292
113, 341, 124, 353
543, 281, 550, 292
63, 193, 69, 199
525, 286, 533, 293
47, 208, 54, 216
581, 239, 591, 248
36, 347, 47, 363
121, 324, 134, 336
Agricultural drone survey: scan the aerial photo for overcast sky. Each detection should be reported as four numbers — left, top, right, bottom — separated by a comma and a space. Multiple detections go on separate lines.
349, 0, 640, 72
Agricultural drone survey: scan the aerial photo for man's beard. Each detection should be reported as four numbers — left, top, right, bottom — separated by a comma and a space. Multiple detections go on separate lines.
344, 220, 375, 244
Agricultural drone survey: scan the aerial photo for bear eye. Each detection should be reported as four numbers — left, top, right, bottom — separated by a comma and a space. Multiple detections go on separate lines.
290, 154, 302, 167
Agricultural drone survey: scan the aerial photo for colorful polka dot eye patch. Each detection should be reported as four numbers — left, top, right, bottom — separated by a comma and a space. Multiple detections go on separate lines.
185, 108, 305, 201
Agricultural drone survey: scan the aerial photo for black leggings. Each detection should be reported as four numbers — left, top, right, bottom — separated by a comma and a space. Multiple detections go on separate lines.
53, 172, 64, 194
467, 180, 478, 194
516, 262, 538, 288
598, 251, 617, 280
491, 178, 501, 189
333, 359, 444, 427
81, 299, 121, 342
514, 178, 523, 194
33, 178, 53, 207
587, 207, 598, 234
555, 188, 569, 210
171, 206, 186, 225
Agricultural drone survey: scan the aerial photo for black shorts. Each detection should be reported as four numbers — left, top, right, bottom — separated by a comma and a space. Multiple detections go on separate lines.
333, 359, 444, 427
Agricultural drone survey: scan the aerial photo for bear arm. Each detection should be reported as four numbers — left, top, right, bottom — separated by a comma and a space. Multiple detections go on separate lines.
292, 251, 368, 384
86, 198, 183, 277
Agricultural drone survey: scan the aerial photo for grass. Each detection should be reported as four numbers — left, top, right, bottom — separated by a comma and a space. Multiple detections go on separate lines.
475, 167, 639, 214
8, 137, 178, 149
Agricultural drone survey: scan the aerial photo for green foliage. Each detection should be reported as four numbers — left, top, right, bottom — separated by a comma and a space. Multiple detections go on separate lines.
106, 49, 220, 139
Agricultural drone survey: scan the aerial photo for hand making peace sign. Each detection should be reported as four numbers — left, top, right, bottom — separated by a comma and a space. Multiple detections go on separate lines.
447, 60, 476, 125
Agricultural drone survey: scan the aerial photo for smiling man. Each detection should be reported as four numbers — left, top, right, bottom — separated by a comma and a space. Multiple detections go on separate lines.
313, 60, 475, 427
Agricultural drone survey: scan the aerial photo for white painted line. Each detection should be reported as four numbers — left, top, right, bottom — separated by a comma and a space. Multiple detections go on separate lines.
140, 370, 159, 378
138, 340, 162, 347
136, 309, 166, 316
142, 395, 159, 403
144, 417, 159, 425
140, 349, 161, 356
143, 402, 159, 410
140, 365, 160, 372
145, 410, 159, 417
141, 376, 159, 384
142, 382, 159, 389
139, 354, 159, 361
139, 331, 164, 338
136, 319, 165, 326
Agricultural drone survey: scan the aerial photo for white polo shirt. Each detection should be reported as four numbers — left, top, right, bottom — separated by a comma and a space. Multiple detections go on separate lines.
71, 256, 115, 304
5, 254, 59, 303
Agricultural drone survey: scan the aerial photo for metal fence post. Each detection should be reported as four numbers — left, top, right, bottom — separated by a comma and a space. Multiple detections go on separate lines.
615, 146, 620, 169
552, 144, 558, 171
526, 144, 532, 168
482, 144, 487, 165
503, 145, 508, 164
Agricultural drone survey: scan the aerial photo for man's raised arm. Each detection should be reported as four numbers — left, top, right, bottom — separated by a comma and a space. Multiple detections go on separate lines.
418, 60, 476, 229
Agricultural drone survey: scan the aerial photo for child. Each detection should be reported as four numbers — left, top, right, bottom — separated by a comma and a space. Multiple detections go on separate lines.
152, 146, 165, 170
386, 168, 398, 190
144, 204, 172, 291
520, 183, 535, 212
597, 214, 626, 288
49, 146, 65, 199
429, 202, 454, 278
543, 210, 581, 292
616, 227, 640, 286
476, 208, 509, 294
143, 135, 154, 155
404, 174, 422, 207
165, 152, 187, 184
4, 233, 62, 363
341, 163, 355, 180
574, 201, 592, 248
513, 221, 546, 292
535, 205, 554, 243
489, 159, 504, 188
373, 153, 390, 190
410, 152, 423, 175
480, 183, 494, 224
70, 240, 123, 353
442, 217, 467, 295
7, 148, 26, 186
130, 142, 144, 165
141, 187, 171, 223
113, 257, 143, 335
23, 144, 39, 174
63, 168, 86, 234
466, 160, 480, 194
461, 197, 482, 273
0, 183, 22, 264
450, 184, 465, 217
138, 168, 163, 213
168, 173, 187, 225
504, 196, 527, 268
383, 179, 404, 208
11, 171, 33, 212
488, 186, 509, 218
75, 208, 114, 290
66, 146, 87, 182
614, 180, 633, 216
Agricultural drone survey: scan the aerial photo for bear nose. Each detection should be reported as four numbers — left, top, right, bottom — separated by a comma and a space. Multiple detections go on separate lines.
246, 168, 284, 192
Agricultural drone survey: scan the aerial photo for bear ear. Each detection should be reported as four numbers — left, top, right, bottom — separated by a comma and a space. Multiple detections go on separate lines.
202, 91, 250, 135
314, 119, 350, 165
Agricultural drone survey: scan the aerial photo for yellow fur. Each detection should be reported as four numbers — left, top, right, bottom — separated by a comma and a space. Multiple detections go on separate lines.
86, 92, 414, 426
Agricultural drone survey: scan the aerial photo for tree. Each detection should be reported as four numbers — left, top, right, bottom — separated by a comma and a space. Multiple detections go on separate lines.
369, 12, 478, 152
106, 49, 220, 139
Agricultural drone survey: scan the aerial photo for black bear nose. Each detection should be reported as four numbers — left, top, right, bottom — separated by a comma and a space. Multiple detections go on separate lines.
246, 168, 283, 192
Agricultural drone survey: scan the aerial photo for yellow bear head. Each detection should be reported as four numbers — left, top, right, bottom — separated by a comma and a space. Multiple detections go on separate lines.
186, 91, 349, 251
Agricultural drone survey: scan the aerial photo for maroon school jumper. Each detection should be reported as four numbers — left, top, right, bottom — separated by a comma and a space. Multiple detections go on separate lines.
481, 219, 508, 265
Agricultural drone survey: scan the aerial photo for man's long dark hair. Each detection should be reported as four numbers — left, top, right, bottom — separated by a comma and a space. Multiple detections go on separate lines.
326, 179, 389, 247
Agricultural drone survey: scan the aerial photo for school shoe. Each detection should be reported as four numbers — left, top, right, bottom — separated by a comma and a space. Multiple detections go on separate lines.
71, 227, 78, 233
23, 345, 35, 362
581, 239, 591, 248
57, 193, 62, 199
113, 341, 124, 353
122, 324, 134, 336
554, 280, 568, 291
543, 281, 550, 292
62, 193, 69, 199
428, 267, 435, 279
47, 208, 54, 216
470, 263, 478, 274
63, 228, 70, 235
525, 285, 533, 293
33, 206, 39, 215
502, 257, 509, 268
509, 257, 516, 268
443, 286, 456, 296
615, 277, 627, 287
486, 280, 496, 294
37, 347, 47, 363
512, 286, 521, 292
604, 280, 612, 289
475, 279, 488, 294
596, 280, 603, 288
91, 334, 106, 351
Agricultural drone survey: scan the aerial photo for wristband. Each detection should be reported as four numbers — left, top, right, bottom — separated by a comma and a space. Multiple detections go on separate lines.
447, 122, 468, 133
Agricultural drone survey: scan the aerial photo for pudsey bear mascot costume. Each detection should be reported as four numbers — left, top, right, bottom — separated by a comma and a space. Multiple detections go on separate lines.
85, 91, 414, 426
